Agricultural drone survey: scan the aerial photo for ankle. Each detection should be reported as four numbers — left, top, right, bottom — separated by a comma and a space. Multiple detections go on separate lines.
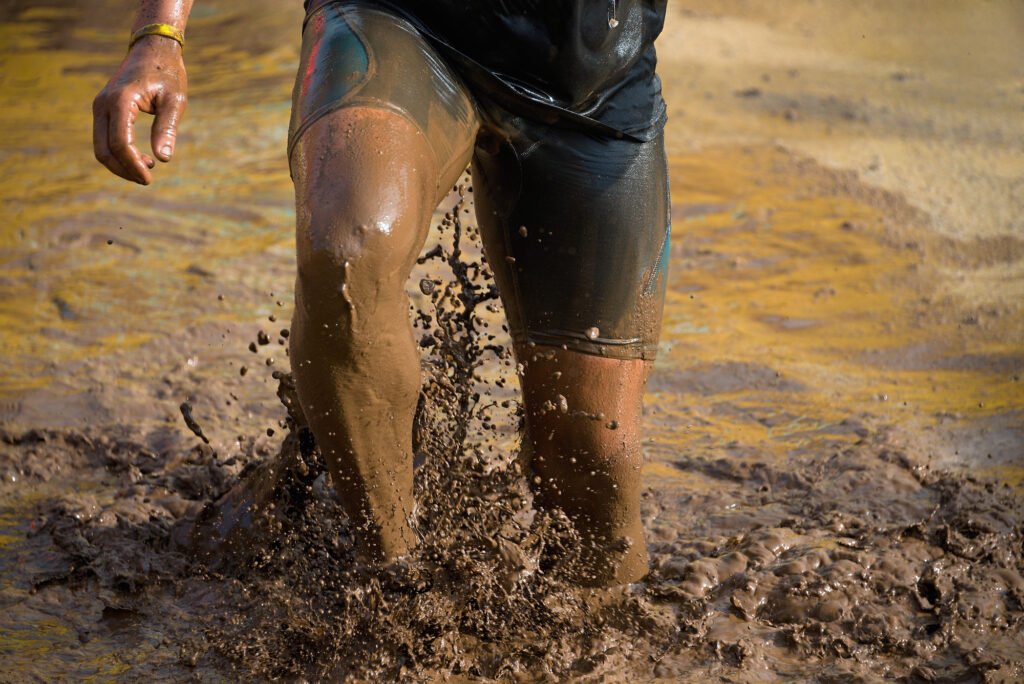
564, 525, 649, 586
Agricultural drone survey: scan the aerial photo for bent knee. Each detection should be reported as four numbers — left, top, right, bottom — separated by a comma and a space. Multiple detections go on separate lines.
295, 220, 405, 316
292, 107, 438, 304
298, 212, 395, 275
291, 106, 438, 206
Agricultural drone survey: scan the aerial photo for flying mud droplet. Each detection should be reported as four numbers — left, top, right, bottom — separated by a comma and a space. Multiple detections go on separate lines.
419, 278, 435, 295
557, 394, 569, 413
518, 225, 528, 237
257, 331, 270, 345
608, 17, 619, 28
605, 420, 618, 430
239, 366, 248, 377
179, 401, 210, 444
585, 326, 600, 340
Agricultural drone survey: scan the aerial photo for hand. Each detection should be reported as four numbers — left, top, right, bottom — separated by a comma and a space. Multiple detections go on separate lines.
92, 36, 187, 184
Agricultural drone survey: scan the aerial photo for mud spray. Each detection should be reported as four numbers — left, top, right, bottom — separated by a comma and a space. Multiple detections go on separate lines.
7, 184, 1024, 681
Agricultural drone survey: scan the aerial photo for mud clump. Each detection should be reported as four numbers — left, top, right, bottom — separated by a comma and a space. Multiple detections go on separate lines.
3, 186, 1023, 681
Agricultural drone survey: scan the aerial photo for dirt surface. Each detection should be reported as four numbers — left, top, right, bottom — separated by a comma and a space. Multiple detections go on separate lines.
1, 1, 1022, 681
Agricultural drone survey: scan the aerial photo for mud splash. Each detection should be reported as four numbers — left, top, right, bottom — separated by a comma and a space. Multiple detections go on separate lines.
4, 186, 1021, 682
10, 185, 673, 681
180, 183, 679, 681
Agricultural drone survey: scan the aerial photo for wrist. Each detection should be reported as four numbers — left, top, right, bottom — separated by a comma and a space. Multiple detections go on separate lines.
127, 33, 184, 59
128, 23, 184, 54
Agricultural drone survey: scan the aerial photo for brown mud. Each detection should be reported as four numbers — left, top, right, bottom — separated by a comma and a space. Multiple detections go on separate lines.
2, 0, 1023, 681
3, 181, 1022, 681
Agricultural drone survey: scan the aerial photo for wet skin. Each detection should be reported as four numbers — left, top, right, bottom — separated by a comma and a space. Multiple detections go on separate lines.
93, 3, 652, 585
518, 345, 651, 586
289, 107, 445, 560
92, 0, 191, 184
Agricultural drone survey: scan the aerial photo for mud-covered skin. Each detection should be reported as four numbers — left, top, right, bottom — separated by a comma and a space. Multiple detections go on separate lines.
519, 346, 651, 586
288, 107, 447, 560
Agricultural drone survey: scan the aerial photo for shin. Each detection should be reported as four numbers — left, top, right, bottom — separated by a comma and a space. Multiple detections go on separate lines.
518, 345, 651, 585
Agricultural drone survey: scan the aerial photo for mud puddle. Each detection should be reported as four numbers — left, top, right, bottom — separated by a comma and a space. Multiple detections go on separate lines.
3, 181, 1023, 681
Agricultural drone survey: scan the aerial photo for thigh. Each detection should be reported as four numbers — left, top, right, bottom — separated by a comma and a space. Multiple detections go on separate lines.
473, 125, 671, 361
288, 2, 479, 202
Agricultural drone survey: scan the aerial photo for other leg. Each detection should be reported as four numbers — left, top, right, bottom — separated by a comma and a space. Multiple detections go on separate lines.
519, 346, 651, 585
473, 123, 671, 585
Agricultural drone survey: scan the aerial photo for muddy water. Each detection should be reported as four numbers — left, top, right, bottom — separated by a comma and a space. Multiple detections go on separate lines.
1, 1, 1022, 681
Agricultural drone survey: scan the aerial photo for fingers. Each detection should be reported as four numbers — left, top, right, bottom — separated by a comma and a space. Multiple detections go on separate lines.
151, 91, 186, 162
93, 89, 177, 182
92, 50, 188, 184
108, 95, 152, 185
92, 100, 137, 183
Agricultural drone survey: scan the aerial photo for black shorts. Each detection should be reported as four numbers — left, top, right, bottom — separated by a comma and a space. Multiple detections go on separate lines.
289, 3, 671, 360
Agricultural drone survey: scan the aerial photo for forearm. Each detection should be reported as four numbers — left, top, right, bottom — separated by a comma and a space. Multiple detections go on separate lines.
131, 0, 194, 33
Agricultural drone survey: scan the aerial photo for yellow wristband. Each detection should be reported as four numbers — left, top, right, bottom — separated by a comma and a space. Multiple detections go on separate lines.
128, 23, 185, 52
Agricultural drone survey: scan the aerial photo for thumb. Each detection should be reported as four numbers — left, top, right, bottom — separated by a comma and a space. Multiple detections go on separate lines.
151, 91, 186, 162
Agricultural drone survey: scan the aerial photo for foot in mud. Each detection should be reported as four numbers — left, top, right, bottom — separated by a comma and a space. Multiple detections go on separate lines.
172, 476, 259, 561
172, 426, 325, 565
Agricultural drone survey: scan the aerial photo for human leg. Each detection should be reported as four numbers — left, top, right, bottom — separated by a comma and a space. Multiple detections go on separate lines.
518, 346, 652, 585
289, 107, 442, 561
286, 6, 477, 561
473, 123, 670, 584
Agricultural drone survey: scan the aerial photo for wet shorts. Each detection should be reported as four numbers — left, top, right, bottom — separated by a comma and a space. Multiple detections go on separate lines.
289, 2, 671, 360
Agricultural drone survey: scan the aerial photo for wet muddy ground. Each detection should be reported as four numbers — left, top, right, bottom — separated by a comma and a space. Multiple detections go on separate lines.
1, 1, 1022, 681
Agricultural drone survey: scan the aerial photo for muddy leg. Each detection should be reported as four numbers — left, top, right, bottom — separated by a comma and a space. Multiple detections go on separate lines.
289, 107, 446, 561
518, 345, 650, 586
